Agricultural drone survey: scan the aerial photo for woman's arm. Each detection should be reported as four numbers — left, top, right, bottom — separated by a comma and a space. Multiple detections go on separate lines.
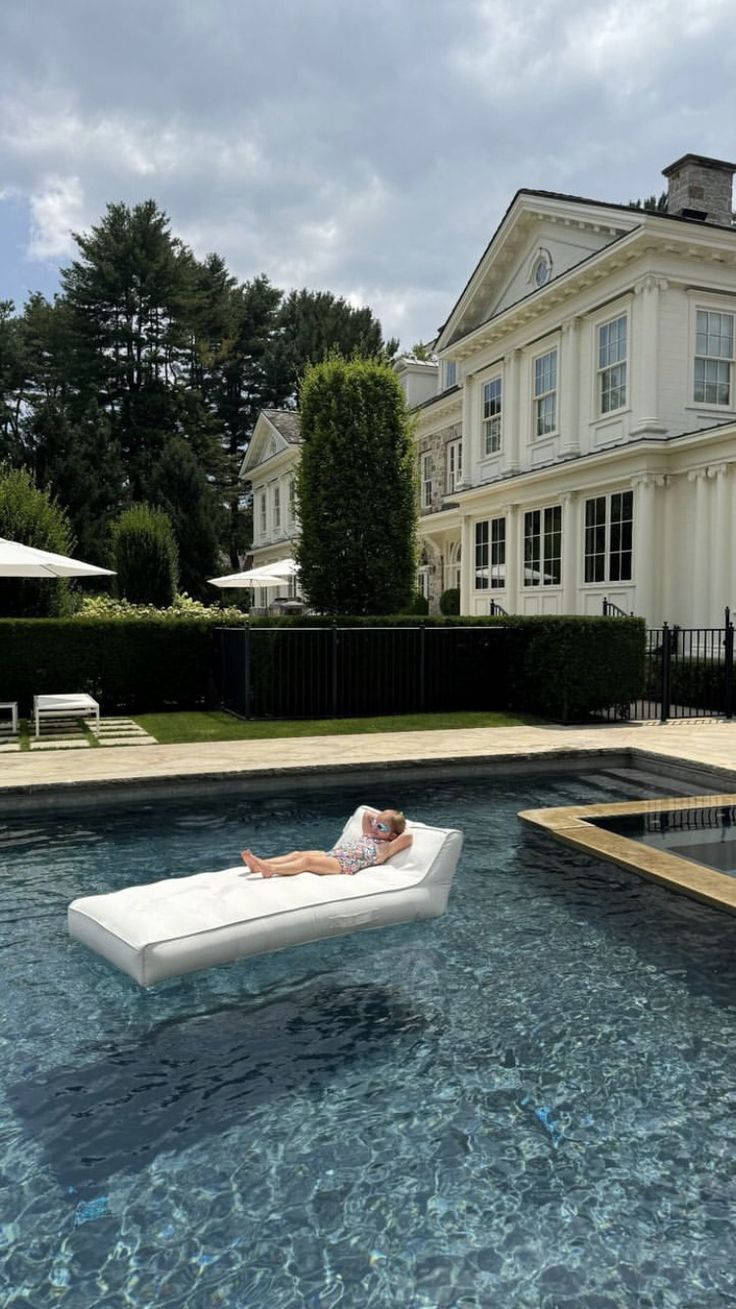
376, 833, 412, 863
361, 808, 378, 836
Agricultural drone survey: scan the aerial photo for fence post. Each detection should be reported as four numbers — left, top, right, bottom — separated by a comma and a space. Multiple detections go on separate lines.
725, 606, 734, 720
244, 624, 252, 719
660, 621, 671, 723
419, 624, 426, 712
332, 626, 339, 718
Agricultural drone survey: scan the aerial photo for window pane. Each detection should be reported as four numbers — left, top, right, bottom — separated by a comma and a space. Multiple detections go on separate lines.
543, 505, 562, 585
524, 511, 540, 587
491, 517, 506, 589
609, 490, 633, 581
475, 521, 489, 589
584, 496, 606, 583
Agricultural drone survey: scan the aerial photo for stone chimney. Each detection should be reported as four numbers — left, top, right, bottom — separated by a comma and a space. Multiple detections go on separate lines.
662, 154, 736, 227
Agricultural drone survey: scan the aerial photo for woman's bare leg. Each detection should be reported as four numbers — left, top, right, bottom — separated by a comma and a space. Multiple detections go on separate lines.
247, 851, 342, 877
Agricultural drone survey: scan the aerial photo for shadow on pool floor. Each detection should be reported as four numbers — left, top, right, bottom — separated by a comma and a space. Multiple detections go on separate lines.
9, 978, 428, 1192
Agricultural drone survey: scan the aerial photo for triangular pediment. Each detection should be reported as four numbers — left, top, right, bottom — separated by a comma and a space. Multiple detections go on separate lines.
240, 412, 291, 477
437, 191, 639, 350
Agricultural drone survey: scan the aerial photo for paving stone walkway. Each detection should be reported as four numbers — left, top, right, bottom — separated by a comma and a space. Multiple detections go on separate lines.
26, 716, 157, 752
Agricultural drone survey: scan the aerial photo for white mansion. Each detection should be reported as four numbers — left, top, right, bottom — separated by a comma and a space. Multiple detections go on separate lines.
243, 153, 736, 627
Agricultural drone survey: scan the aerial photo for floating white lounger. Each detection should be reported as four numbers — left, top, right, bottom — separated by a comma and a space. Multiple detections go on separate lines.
68, 807, 463, 986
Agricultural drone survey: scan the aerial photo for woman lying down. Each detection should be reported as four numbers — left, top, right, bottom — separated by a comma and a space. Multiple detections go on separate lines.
241, 808, 412, 878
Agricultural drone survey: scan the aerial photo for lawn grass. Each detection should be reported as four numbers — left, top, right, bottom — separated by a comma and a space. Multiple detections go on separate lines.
134, 708, 534, 745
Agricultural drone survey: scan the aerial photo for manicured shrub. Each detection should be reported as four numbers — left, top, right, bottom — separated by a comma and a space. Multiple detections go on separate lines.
0, 466, 76, 617
297, 358, 416, 614
404, 592, 430, 615
110, 503, 179, 607
439, 588, 460, 615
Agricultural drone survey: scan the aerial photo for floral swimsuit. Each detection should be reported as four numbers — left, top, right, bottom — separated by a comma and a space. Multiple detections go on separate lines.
329, 835, 381, 876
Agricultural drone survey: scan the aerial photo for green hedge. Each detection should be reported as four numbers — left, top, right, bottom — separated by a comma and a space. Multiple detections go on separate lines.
0, 617, 225, 714
0, 613, 646, 721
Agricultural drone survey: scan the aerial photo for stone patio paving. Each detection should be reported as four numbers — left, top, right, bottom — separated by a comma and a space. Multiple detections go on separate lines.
0, 719, 733, 799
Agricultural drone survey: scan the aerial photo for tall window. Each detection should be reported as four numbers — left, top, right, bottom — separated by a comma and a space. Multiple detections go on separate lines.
475, 518, 506, 589
445, 360, 458, 389
490, 517, 506, 590
482, 377, 502, 454
533, 349, 558, 437
598, 315, 627, 413
584, 491, 633, 583
273, 485, 281, 531
259, 492, 267, 537
524, 505, 562, 587
446, 439, 463, 492
474, 521, 489, 589
421, 454, 433, 509
694, 309, 734, 406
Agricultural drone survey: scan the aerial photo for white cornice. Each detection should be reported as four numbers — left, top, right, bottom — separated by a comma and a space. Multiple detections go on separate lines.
447, 219, 736, 362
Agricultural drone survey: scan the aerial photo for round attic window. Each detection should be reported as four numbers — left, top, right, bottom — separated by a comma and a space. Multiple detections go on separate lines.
533, 255, 551, 288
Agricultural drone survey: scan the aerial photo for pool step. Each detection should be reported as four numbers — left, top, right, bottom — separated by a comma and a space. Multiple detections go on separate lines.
587, 768, 713, 799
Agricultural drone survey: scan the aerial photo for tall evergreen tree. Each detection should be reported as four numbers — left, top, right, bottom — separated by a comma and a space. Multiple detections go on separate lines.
147, 437, 221, 596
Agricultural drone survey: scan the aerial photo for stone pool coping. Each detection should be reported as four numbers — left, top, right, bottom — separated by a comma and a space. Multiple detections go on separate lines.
0, 719, 734, 813
519, 791, 736, 917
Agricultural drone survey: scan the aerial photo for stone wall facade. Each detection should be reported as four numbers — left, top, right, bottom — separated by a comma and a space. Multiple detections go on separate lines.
416, 419, 462, 515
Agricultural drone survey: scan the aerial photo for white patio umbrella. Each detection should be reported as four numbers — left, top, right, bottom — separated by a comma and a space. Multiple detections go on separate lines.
0, 537, 114, 578
208, 558, 299, 588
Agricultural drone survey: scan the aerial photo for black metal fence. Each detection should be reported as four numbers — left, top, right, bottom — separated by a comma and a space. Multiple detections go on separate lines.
602, 608, 734, 722
216, 625, 512, 720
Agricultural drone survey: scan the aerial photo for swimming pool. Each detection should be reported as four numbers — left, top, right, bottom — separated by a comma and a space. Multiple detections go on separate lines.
2, 770, 736, 1307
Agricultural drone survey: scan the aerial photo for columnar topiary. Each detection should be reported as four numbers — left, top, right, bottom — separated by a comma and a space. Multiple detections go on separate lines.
110, 503, 179, 607
297, 358, 417, 615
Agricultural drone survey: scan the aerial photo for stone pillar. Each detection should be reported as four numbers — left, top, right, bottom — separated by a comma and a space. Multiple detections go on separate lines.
559, 318, 581, 457
631, 277, 667, 438
459, 514, 474, 615
688, 468, 709, 627
501, 349, 522, 476
460, 374, 474, 489
502, 502, 520, 613
710, 463, 731, 626
561, 490, 579, 613
633, 475, 657, 623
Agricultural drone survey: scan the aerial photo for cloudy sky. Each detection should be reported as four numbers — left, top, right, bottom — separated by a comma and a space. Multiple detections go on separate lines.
2, 0, 736, 347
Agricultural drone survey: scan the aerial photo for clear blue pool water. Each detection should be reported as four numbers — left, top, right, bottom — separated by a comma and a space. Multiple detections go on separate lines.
2, 771, 736, 1308
592, 804, 736, 877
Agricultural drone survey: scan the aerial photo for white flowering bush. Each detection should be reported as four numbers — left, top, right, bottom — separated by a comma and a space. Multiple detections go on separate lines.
76, 592, 246, 623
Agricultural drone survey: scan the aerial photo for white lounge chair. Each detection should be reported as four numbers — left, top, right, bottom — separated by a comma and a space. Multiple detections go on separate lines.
68, 806, 463, 985
34, 693, 100, 738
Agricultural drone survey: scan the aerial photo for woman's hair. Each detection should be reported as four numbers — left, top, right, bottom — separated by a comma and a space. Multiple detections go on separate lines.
389, 810, 406, 835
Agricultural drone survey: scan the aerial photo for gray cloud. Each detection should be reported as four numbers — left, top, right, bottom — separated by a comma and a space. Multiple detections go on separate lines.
2, 0, 736, 344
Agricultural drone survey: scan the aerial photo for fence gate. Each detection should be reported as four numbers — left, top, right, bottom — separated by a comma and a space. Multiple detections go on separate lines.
616, 608, 734, 722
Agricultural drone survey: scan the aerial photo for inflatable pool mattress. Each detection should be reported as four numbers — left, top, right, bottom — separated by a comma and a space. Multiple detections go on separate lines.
68, 806, 463, 985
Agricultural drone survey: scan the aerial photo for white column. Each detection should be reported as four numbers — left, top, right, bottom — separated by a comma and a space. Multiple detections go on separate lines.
559, 318, 581, 457
631, 277, 667, 437
633, 475, 657, 623
561, 490, 580, 614
459, 514, 474, 615
501, 349, 522, 476
710, 463, 731, 626
502, 503, 520, 613
688, 468, 709, 628
460, 374, 474, 489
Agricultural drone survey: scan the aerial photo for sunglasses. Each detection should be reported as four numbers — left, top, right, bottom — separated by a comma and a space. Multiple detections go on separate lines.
373, 820, 391, 834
